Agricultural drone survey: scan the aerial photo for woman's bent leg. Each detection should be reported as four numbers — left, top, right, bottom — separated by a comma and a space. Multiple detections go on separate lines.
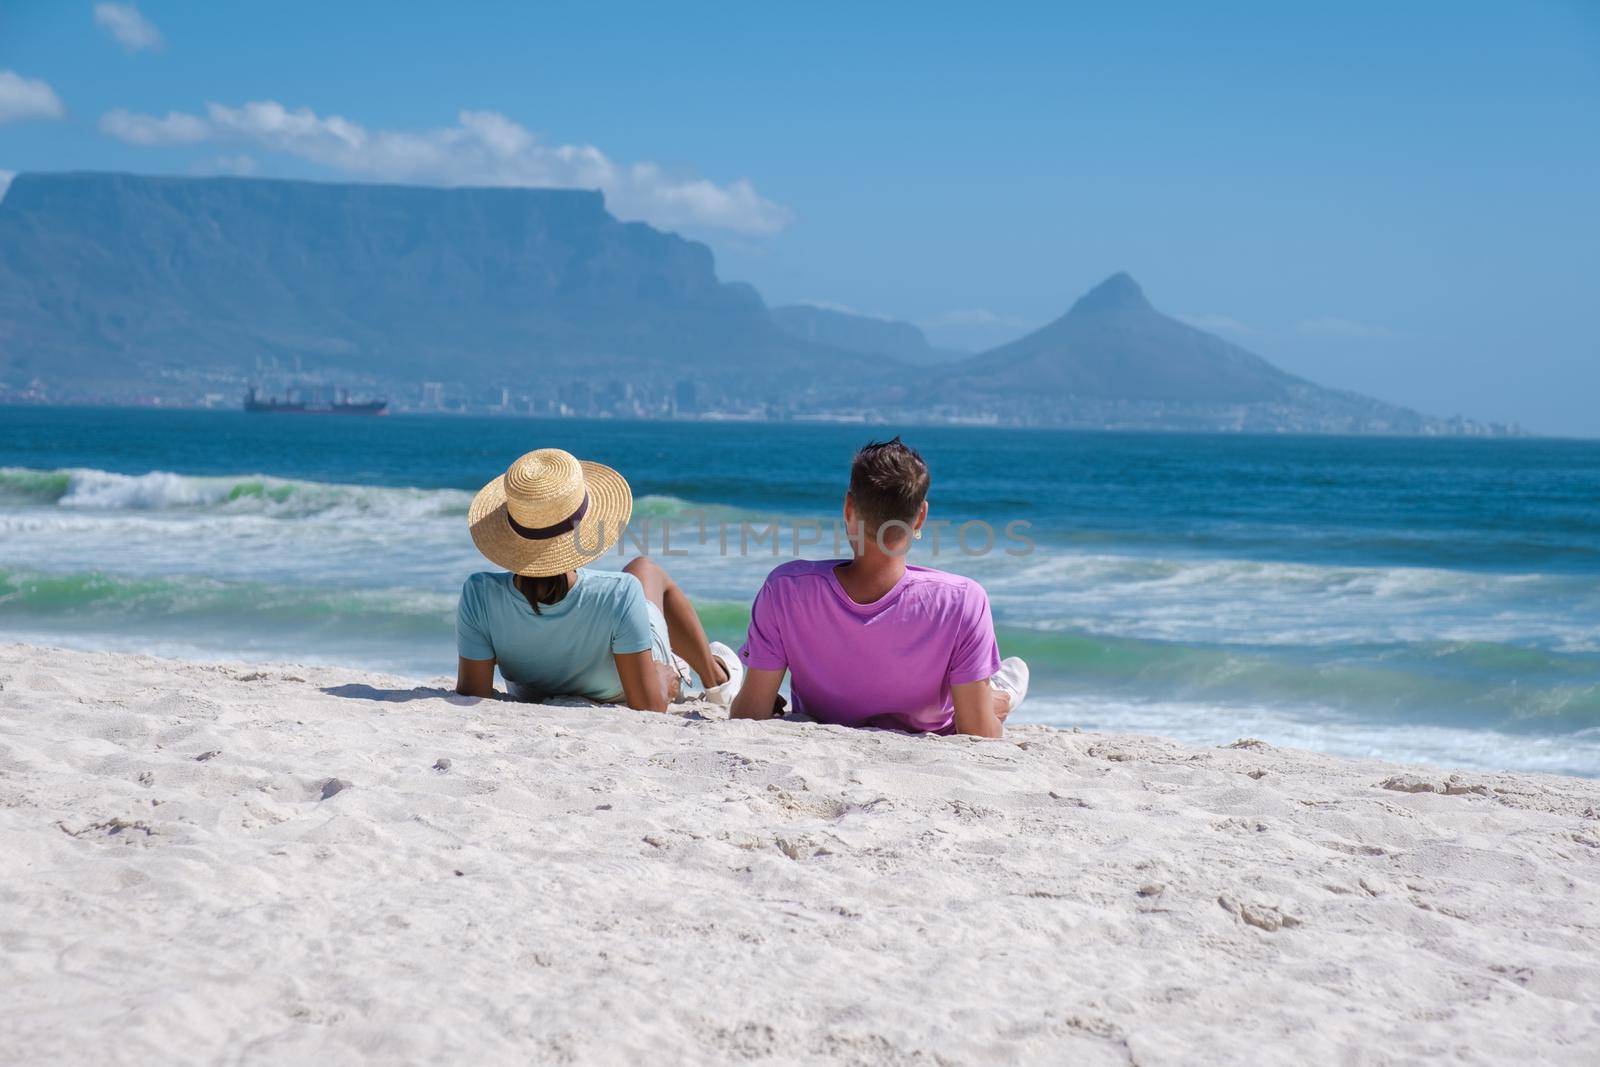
622, 556, 729, 688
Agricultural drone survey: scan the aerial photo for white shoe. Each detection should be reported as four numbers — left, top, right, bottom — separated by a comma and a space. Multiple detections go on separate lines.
991, 657, 1029, 716
701, 641, 744, 707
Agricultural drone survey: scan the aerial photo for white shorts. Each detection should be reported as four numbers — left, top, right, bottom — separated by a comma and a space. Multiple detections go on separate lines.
646, 600, 695, 691
645, 600, 672, 664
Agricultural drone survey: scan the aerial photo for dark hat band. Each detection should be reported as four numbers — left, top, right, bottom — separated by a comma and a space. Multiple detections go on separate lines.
507, 493, 590, 540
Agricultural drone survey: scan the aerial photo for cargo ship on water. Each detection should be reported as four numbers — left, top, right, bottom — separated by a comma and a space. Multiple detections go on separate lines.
244, 386, 388, 416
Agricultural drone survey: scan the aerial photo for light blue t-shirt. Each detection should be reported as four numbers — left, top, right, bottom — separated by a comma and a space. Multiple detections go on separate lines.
456, 569, 655, 702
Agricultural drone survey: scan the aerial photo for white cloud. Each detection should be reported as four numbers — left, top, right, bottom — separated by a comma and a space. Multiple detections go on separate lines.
200, 154, 259, 176
923, 308, 1028, 329
94, 3, 164, 52
918, 307, 1032, 350
99, 108, 209, 145
0, 170, 14, 200
1296, 316, 1398, 340
790, 300, 921, 321
98, 100, 794, 235
794, 300, 909, 322
1178, 312, 1257, 336
0, 70, 66, 124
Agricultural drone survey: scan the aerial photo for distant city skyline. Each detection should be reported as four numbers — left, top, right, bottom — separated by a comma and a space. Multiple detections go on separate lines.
0, 1, 1595, 434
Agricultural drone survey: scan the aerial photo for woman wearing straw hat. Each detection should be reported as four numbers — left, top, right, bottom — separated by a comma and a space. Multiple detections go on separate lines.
454, 448, 742, 711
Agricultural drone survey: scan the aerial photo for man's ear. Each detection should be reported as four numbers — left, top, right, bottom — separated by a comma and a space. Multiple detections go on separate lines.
913, 499, 929, 531
842, 492, 861, 552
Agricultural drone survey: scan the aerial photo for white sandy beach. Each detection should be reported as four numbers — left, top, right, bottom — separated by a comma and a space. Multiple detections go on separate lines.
2, 642, 1598, 1065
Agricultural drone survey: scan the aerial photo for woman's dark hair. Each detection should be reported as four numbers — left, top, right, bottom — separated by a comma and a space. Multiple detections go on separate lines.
516, 572, 571, 614
848, 436, 930, 529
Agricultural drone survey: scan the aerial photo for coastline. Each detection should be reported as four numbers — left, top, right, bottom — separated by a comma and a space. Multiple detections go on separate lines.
3, 642, 1598, 1064
0, 400, 1541, 437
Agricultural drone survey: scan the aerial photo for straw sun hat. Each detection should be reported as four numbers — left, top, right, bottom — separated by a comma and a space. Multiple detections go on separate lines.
468, 449, 633, 576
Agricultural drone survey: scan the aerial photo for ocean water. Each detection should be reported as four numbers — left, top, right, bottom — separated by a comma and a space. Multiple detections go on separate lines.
2, 406, 1597, 776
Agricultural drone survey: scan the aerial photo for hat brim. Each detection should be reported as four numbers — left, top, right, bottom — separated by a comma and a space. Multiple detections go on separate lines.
468, 460, 633, 576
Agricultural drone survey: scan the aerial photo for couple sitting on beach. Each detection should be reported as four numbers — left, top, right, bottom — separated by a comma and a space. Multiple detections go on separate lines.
455, 438, 1028, 737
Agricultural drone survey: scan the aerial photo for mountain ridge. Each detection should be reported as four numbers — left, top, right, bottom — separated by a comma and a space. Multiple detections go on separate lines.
951, 271, 1302, 404
897, 270, 1507, 434
770, 304, 968, 366
0, 171, 1514, 433
0, 171, 875, 402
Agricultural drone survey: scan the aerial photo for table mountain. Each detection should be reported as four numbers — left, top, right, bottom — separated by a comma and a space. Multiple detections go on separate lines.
0, 171, 871, 398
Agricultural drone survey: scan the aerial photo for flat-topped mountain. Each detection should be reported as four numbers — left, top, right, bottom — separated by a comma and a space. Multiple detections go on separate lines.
0, 171, 867, 399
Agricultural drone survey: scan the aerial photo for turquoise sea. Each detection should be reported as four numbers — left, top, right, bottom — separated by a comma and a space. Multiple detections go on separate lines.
2, 406, 1597, 776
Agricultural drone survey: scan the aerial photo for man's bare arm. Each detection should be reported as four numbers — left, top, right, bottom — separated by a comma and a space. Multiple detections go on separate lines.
730, 667, 785, 720
950, 678, 1004, 737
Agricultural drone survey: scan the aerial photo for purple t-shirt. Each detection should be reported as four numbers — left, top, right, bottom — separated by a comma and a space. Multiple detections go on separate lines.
738, 559, 1002, 733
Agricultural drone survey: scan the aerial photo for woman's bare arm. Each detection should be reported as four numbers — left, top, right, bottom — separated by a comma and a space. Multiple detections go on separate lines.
455, 656, 498, 698
614, 649, 668, 712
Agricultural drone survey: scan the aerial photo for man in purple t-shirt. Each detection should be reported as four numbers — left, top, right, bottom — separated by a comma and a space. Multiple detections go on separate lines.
730, 437, 1028, 736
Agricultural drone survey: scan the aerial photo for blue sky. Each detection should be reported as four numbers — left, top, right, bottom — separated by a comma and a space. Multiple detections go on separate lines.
2, 1, 1596, 433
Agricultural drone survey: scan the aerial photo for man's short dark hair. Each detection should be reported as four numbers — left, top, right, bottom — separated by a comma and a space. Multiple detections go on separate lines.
849, 436, 930, 530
